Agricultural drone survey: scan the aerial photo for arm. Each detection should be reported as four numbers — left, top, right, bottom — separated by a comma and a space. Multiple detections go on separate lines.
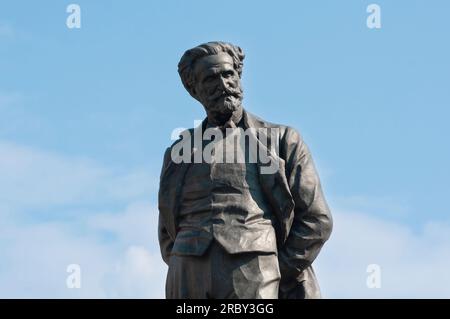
158, 147, 175, 265
158, 213, 173, 265
278, 127, 333, 280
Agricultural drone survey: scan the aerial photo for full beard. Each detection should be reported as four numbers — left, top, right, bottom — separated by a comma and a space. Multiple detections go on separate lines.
205, 87, 243, 120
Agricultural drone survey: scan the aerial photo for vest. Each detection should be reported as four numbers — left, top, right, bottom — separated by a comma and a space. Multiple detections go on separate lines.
171, 122, 278, 256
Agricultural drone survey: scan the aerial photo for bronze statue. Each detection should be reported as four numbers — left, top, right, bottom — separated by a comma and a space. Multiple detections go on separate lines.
158, 41, 332, 299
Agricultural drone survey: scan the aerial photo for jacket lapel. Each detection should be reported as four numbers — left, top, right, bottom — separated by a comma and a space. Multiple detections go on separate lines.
244, 111, 295, 245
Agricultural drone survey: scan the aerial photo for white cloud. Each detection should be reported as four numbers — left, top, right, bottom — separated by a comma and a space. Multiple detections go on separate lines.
87, 201, 156, 247
0, 220, 111, 298
314, 209, 450, 298
0, 141, 107, 208
0, 91, 46, 136
1, 140, 450, 298
102, 246, 166, 298
0, 141, 157, 210
0, 22, 14, 38
0, 200, 167, 298
0, 91, 21, 109
0, 141, 165, 298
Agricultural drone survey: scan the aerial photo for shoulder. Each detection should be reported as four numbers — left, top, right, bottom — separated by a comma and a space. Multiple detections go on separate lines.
245, 110, 303, 144
168, 127, 195, 148
161, 126, 196, 164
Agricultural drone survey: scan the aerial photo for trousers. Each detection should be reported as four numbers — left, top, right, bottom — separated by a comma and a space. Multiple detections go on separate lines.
166, 241, 281, 299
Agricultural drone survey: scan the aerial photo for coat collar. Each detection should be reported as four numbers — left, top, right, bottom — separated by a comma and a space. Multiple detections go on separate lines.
169, 108, 280, 167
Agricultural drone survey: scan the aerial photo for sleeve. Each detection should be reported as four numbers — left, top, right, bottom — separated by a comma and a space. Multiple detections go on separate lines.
158, 147, 174, 265
158, 214, 173, 265
278, 127, 333, 280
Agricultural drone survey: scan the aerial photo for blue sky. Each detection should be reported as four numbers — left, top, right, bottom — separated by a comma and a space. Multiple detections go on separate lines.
1, 1, 450, 298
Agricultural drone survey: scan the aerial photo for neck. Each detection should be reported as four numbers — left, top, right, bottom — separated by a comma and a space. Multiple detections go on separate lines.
207, 106, 243, 126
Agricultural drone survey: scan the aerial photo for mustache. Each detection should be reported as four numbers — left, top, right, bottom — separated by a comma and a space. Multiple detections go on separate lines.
208, 87, 243, 102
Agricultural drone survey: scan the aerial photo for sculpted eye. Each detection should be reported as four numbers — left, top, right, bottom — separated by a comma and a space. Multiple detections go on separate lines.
223, 71, 234, 78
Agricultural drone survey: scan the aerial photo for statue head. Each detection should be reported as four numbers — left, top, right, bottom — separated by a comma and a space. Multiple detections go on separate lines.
178, 41, 245, 122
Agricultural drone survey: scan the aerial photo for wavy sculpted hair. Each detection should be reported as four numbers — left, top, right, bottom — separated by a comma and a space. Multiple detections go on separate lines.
178, 41, 245, 100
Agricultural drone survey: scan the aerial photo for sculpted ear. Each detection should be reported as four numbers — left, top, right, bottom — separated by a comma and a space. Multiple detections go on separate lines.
190, 87, 202, 101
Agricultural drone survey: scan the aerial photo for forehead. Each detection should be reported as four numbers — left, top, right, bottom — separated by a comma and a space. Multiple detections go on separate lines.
194, 52, 235, 77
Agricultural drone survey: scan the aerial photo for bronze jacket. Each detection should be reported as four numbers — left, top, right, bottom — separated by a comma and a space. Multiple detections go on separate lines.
158, 110, 333, 299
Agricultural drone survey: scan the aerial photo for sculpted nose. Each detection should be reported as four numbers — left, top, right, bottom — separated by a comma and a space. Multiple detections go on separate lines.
218, 75, 228, 90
